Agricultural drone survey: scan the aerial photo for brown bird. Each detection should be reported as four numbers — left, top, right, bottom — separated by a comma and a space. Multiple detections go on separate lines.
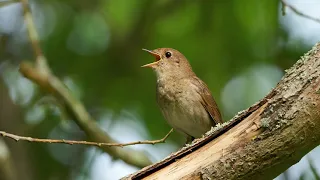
142, 48, 223, 143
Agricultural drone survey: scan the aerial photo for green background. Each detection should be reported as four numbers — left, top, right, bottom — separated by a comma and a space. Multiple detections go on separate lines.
0, 0, 319, 180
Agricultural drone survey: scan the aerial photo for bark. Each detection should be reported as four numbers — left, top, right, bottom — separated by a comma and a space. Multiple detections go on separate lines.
123, 43, 320, 180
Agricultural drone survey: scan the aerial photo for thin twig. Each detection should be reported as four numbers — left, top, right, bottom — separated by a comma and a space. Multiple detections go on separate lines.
20, 0, 50, 73
281, 0, 320, 24
0, 129, 173, 147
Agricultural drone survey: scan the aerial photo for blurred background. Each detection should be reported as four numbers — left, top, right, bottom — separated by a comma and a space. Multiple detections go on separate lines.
0, 0, 320, 179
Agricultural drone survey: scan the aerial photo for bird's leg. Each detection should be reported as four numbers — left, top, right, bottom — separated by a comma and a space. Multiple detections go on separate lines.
185, 136, 194, 144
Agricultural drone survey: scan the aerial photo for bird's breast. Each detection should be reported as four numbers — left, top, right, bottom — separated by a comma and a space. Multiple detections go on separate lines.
156, 78, 213, 138
156, 79, 183, 102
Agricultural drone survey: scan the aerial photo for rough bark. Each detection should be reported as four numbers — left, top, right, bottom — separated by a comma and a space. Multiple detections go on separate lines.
123, 43, 320, 180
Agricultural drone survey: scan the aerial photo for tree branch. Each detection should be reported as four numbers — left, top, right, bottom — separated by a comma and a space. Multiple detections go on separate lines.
122, 43, 320, 179
16, 0, 154, 168
0, 129, 173, 147
281, 0, 320, 24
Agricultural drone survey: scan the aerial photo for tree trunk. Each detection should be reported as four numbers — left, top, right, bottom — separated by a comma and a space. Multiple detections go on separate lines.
122, 42, 320, 180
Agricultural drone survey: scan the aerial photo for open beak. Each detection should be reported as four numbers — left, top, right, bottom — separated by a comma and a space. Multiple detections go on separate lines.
141, 49, 161, 68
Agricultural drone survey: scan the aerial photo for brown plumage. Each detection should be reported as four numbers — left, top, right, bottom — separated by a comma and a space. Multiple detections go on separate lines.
142, 48, 222, 143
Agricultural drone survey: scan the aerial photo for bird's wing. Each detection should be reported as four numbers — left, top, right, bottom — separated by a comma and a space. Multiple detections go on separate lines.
192, 76, 223, 124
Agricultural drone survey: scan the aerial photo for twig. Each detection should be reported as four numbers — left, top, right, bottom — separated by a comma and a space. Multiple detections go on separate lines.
20, 0, 50, 73
0, 129, 173, 147
281, 0, 320, 24
17, 0, 155, 168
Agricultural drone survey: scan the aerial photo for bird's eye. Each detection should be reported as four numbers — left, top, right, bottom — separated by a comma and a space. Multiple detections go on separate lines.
165, 52, 172, 58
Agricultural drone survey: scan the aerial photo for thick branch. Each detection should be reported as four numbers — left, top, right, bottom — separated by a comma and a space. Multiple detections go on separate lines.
123, 43, 320, 179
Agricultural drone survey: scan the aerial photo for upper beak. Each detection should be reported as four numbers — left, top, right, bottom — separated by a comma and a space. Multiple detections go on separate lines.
141, 49, 161, 68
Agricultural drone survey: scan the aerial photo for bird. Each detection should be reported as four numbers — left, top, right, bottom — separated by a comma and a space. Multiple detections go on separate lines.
142, 48, 223, 143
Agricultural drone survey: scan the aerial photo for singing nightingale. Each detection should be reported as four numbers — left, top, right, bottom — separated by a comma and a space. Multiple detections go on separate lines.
142, 48, 223, 143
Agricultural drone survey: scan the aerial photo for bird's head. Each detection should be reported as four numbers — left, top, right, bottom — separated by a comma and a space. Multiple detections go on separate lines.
142, 48, 194, 79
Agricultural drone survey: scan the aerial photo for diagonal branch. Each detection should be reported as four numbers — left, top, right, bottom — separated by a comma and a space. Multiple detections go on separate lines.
281, 0, 320, 24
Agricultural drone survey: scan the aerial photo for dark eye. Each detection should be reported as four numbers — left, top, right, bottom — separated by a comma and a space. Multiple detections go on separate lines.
165, 52, 172, 58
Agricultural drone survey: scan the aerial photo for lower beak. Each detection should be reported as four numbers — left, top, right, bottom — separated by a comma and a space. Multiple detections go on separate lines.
142, 49, 161, 68
141, 61, 158, 68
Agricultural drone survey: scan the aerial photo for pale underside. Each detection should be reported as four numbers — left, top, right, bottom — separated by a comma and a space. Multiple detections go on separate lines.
157, 77, 214, 138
